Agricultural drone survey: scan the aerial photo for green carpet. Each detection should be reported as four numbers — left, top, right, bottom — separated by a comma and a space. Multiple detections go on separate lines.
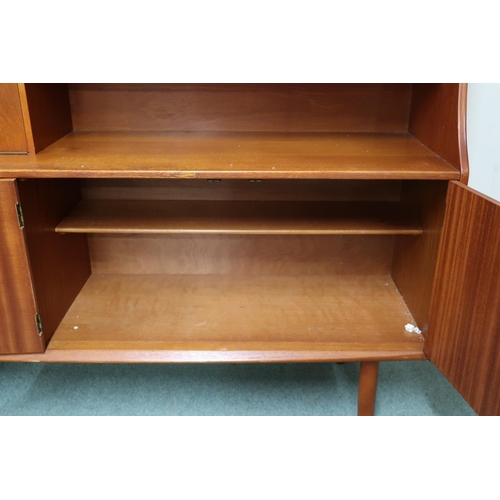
0, 360, 476, 416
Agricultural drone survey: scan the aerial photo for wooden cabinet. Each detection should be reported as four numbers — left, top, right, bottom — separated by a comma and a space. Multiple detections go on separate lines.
0, 83, 498, 415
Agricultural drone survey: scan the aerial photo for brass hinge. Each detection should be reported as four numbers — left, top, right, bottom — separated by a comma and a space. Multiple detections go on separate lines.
16, 203, 25, 229
35, 313, 43, 336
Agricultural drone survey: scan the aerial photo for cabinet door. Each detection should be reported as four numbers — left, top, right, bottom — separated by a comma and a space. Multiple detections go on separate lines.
426, 181, 500, 415
0, 179, 44, 354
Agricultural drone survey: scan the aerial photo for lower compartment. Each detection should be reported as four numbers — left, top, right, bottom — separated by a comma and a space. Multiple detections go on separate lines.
2, 273, 425, 363
2, 177, 446, 362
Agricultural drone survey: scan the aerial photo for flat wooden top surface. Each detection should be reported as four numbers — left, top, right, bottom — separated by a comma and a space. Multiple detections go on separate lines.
56, 200, 423, 235
39, 274, 425, 362
0, 131, 460, 180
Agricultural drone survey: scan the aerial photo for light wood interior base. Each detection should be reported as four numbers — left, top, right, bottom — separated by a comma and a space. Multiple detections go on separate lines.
0, 274, 425, 363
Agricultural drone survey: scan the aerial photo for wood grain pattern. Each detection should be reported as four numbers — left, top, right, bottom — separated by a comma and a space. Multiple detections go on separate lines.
88, 234, 395, 276
0, 347, 426, 363
82, 179, 402, 202
0, 179, 43, 354
35, 274, 425, 362
17, 84, 73, 154
0, 84, 28, 153
56, 200, 422, 235
0, 131, 460, 180
17, 179, 92, 345
69, 83, 412, 133
391, 181, 448, 332
425, 182, 500, 415
409, 84, 469, 182
358, 361, 379, 416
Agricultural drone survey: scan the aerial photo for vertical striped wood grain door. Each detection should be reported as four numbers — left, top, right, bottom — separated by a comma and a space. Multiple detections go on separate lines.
426, 181, 500, 415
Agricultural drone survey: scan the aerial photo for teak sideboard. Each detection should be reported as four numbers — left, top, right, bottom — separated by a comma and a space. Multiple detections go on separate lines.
1, 84, 499, 416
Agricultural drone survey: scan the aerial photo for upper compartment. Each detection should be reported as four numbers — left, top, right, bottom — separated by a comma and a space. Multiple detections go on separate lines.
0, 83, 468, 180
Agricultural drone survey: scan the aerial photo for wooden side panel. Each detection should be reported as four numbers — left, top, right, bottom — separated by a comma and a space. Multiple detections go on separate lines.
0, 84, 28, 153
17, 179, 91, 345
0, 179, 43, 354
392, 181, 448, 332
18, 84, 73, 154
69, 84, 412, 133
426, 182, 500, 415
409, 83, 468, 181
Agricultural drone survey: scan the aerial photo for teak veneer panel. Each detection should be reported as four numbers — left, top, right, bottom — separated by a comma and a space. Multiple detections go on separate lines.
82, 179, 402, 202
0, 180, 42, 354
0, 348, 426, 363
425, 182, 500, 416
0, 132, 460, 179
68, 83, 412, 133
88, 234, 394, 276
409, 84, 469, 182
17, 179, 92, 345
392, 181, 448, 332
41, 274, 425, 362
0, 85, 28, 153
56, 200, 422, 235
17, 84, 73, 154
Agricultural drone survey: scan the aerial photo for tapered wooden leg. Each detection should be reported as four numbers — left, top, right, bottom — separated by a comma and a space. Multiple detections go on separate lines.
358, 361, 379, 416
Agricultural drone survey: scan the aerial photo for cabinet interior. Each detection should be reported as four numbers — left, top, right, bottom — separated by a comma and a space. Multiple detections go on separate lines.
6, 83, 459, 361
17, 176, 448, 361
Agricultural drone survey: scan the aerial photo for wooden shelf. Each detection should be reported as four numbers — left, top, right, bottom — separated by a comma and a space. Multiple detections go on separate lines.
0, 131, 460, 180
56, 200, 423, 235
9, 273, 427, 363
